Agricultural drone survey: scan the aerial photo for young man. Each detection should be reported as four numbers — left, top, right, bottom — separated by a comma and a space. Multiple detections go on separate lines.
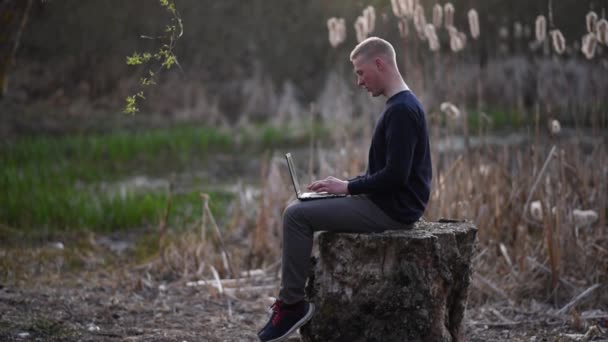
257, 37, 432, 342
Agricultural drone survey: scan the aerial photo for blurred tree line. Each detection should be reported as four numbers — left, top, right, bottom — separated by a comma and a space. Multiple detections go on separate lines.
1, 0, 605, 115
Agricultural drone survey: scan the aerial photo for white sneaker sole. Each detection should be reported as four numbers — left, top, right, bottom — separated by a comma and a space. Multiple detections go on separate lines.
262, 303, 315, 342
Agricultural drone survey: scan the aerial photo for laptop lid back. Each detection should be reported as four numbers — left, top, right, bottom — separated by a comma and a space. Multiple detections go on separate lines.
285, 153, 301, 196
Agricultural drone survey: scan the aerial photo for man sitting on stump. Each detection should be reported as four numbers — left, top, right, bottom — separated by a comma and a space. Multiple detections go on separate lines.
258, 37, 432, 342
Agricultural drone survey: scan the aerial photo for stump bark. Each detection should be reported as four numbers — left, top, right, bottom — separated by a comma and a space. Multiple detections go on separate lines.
300, 221, 477, 342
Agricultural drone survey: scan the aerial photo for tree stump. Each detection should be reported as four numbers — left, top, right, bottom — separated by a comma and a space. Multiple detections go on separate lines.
300, 221, 477, 342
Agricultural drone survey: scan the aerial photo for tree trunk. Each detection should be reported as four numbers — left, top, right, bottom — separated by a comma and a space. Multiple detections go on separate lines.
0, 0, 33, 98
301, 221, 477, 342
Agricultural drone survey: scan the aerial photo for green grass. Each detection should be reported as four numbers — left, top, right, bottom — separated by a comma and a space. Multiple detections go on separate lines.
467, 108, 527, 131
0, 122, 317, 236
2, 125, 234, 170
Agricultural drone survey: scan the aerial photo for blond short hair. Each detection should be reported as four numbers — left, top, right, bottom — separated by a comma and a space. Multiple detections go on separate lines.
349, 37, 397, 63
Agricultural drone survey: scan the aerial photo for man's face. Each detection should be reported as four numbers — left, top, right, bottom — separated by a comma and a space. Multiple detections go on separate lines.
352, 56, 383, 97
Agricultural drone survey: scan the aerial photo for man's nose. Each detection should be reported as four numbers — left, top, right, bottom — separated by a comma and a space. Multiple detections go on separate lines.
357, 78, 364, 87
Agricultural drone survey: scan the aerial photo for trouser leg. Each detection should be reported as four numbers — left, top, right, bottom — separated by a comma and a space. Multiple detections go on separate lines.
278, 195, 409, 304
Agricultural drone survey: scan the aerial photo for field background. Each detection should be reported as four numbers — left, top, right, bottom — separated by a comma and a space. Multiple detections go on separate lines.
1, 0, 607, 340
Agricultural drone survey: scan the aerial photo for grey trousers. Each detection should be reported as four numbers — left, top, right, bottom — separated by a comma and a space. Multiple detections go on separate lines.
278, 195, 413, 304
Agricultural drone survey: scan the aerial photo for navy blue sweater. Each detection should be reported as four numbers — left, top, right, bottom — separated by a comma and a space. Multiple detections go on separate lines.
347, 90, 432, 224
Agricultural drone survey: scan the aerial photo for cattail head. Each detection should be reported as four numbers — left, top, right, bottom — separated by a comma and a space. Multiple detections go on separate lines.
597, 18, 608, 45
468, 9, 480, 39
450, 35, 464, 52
327, 17, 337, 31
582, 32, 597, 59
572, 209, 599, 226
440, 102, 461, 119
550, 29, 566, 54
363, 6, 376, 34
535, 15, 546, 42
327, 17, 346, 47
514, 22, 523, 39
586, 11, 598, 34
447, 26, 458, 38
425, 24, 440, 51
413, 4, 428, 40
549, 119, 561, 135
479, 164, 490, 177
327, 18, 338, 47
414, 4, 427, 35
448, 28, 465, 52
424, 23, 436, 38
398, 19, 409, 38
499, 26, 509, 39
444, 3, 455, 28
400, 0, 415, 18
354, 16, 368, 43
432, 4, 443, 28
391, 0, 402, 17
530, 200, 543, 221
458, 31, 467, 46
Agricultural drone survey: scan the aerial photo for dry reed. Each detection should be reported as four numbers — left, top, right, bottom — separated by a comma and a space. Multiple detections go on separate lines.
140, 7, 608, 315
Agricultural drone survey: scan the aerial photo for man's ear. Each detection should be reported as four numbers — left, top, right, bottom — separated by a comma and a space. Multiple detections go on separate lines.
374, 57, 384, 71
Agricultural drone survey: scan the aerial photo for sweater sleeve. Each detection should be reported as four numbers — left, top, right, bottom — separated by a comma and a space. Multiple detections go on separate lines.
347, 174, 364, 182
347, 104, 418, 195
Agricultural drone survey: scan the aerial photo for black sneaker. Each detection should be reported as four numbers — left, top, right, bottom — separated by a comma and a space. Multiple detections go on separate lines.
257, 299, 315, 342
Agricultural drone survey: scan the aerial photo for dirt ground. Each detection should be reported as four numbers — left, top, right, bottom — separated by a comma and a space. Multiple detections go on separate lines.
1, 276, 607, 342
0, 231, 606, 342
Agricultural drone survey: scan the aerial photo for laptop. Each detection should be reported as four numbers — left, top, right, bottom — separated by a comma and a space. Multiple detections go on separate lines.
285, 152, 347, 201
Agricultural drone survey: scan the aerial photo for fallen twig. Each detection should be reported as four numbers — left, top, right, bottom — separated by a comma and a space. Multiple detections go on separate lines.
488, 307, 517, 325
186, 275, 276, 288
472, 273, 513, 304
467, 318, 566, 327
210, 265, 223, 295
556, 283, 601, 315
224, 284, 278, 296
525, 257, 577, 290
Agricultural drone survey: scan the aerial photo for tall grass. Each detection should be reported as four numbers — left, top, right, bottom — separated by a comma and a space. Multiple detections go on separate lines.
0, 123, 324, 236
148, 3, 608, 312
3, 2, 606, 314
162, 115, 606, 310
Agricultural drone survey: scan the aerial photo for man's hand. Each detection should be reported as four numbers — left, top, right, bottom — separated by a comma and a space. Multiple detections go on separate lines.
307, 176, 349, 195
